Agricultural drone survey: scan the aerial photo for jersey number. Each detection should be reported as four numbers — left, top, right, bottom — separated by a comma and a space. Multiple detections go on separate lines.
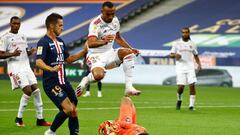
51, 85, 62, 96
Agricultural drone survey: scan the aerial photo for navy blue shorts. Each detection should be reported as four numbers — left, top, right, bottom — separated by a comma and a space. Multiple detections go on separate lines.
43, 80, 78, 110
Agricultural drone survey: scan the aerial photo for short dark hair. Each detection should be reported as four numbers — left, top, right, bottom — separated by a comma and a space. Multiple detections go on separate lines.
182, 27, 190, 32
102, 1, 114, 9
45, 13, 63, 28
10, 16, 20, 22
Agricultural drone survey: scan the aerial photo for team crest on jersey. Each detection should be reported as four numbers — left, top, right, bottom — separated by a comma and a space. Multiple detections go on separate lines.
37, 46, 43, 55
58, 91, 64, 97
93, 25, 97, 30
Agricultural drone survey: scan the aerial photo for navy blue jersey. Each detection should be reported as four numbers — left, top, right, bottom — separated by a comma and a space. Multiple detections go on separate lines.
36, 35, 70, 84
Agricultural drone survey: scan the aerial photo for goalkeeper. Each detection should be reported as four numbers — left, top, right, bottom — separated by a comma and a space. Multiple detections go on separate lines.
98, 97, 149, 135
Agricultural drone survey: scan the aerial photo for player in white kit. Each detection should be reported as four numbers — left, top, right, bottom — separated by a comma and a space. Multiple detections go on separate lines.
76, 1, 141, 97
0, 16, 51, 127
170, 27, 202, 111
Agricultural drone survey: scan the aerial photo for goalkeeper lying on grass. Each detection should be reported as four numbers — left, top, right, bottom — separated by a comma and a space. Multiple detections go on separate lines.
98, 97, 149, 135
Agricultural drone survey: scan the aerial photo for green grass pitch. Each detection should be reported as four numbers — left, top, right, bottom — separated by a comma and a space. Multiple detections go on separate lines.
0, 80, 239, 135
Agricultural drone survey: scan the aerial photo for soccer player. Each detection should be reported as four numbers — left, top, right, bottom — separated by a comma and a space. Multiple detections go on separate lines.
170, 27, 202, 111
35, 13, 87, 135
76, 1, 141, 97
0, 16, 51, 127
98, 97, 149, 135
81, 53, 103, 97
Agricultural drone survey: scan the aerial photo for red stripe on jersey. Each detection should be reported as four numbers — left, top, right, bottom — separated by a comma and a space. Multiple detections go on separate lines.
54, 41, 64, 85
93, 18, 101, 25
60, 64, 65, 84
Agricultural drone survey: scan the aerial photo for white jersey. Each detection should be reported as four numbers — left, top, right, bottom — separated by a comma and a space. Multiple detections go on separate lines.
0, 32, 31, 73
171, 39, 198, 72
88, 15, 120, 53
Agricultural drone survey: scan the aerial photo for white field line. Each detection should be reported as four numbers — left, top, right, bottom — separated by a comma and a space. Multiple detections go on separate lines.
0, 105, 240, 112
0, 100, 236, 105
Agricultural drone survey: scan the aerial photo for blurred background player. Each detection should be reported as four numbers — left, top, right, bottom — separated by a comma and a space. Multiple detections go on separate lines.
170, 27, 202, 111
98, 97, 148, 135
76, 1, 141, 97
81, 53, 103, 97
36, 13, 87, 135
0, 16, 51, 127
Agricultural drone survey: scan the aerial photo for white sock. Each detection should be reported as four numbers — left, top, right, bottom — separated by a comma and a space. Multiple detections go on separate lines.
123, 54, 135, 90
32, 89, 43, 119
87, 73, 96, 82
79, 73, 95, 89
17, 94, 30, 118
189, 95, 196, 107
177, 93, 182, 101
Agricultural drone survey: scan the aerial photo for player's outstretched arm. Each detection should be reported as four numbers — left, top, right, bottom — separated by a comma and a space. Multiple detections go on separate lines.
0, 48, 21, 59
65, 44, 88, 64
36, 59, 60, 72
115, 32, 132, 48
88, 35, 114, 48
194, 55, 202, 71
115, 32, 140, 55
170, 53, 181, 60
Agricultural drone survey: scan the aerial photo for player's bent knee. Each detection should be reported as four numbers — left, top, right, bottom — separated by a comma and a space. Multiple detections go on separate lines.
22, 86, 33, 96
63, 106, 74, 115
70, 107, 78, 117
94, 74, 104, 81
92, 68, 105, 81
118, 48, 134, 59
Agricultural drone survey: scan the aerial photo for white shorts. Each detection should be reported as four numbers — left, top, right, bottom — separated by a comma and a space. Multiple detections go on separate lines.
176, 70, 197, 85
86, 49, 122, 70
9, 70, 37, 90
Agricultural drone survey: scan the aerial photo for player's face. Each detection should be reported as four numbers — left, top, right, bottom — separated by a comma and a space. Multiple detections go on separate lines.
10, 19, 21, 34
53, 19, 63, 36
181, 29, 190, 40
101, 6, 116, 23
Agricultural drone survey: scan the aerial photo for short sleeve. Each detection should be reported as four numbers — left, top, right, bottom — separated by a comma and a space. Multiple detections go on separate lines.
36, 39, 48, 61
115, 17, 120, 32
0, 37, 8, 52
88, 22, 99, 38
170, 42, 177, 53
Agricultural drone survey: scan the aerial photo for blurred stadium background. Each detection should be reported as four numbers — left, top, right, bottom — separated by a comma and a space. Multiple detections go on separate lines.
0, 0, 240, 135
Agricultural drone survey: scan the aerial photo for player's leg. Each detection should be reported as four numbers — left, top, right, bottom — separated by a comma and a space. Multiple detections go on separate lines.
76, 67, 105, 97
76, 54, 105, 97
189, 83, 196, 111
64, 82, 79, 135
31, 84, 52, 126
13, 72, 32, 127
176, 72, 187, 110
83, 70, 91, 97
97, 81, 102, 97
118, 97, 135, 124
26, 70, 51, 126
187, 70, 197, 111
44, 84, 69, 135
68, 103, 79, 135
117, 48, 141, 96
